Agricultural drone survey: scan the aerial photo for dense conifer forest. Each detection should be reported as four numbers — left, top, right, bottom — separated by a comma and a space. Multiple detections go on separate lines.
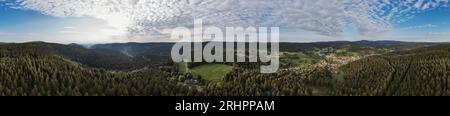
0, 42, 449, 96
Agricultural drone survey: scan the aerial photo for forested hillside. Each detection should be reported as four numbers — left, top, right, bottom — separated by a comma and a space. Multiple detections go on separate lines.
0, 42, 449, 96
22, 42, 146, 70
0, 44, 196, 96
328, 44, 450, 96
0, 43, 311, 96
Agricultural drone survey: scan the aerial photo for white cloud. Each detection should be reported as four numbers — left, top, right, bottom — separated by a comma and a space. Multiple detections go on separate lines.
428, 31, 450, 36
63, 26, 77, 29
400, 24, 438, 30
59, 26, 84, 34
58, 30, 85, 34
7, 0, 450, 40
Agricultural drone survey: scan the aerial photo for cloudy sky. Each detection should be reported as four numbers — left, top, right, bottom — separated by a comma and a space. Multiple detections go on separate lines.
1, 0, 450, 43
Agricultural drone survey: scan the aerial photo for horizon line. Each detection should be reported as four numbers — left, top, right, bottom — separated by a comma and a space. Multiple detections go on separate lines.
2, 40, 450, 45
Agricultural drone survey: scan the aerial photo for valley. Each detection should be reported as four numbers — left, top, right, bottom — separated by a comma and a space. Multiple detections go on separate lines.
0, 41, 448, 96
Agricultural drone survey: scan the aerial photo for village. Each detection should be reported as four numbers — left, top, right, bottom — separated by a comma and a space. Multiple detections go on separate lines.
280, 46, 392, 74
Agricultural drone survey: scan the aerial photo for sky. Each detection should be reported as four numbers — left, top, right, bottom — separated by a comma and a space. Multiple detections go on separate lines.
1, 0, 450, 43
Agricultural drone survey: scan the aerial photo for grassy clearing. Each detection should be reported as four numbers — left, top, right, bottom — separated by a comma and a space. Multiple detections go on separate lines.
190, 64, 234, 83
177, 62, 189, 73
280, 52, 318, 65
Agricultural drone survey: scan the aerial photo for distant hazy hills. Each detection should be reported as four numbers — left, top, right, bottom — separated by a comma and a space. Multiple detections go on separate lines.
91, 42, 174, 58
0, 40, 437, 71
279, 40, 435, 52
90, 40, 435, 56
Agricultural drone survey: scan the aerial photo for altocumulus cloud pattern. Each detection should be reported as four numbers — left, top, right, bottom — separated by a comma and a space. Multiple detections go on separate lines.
1, 0, 449, 36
